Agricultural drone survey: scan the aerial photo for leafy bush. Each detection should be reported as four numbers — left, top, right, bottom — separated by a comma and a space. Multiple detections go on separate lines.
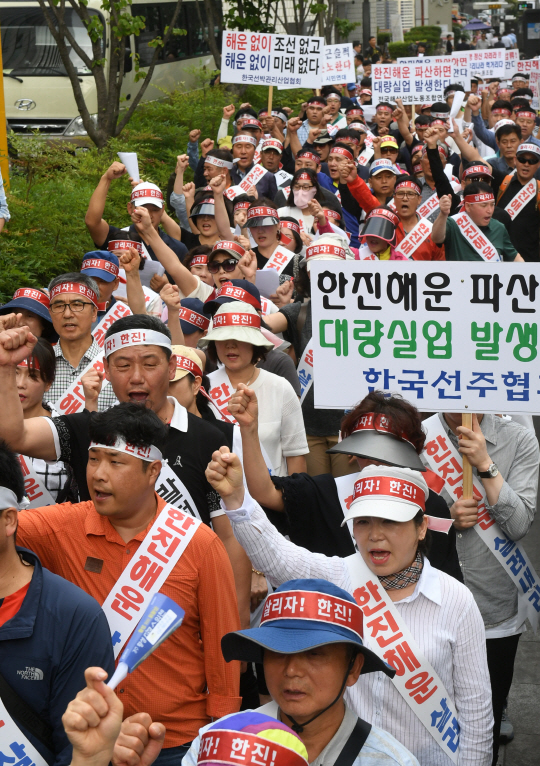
377, 32, 391, 46
388, 42, 411, 59
0, 79, 310, 301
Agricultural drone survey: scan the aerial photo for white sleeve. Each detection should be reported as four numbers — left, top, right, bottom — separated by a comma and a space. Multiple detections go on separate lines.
217, 118, 231, 142
41, 417, 61, 460
279, 379, 308, 457
185, 276, 215, 301
224, 492, 348, 588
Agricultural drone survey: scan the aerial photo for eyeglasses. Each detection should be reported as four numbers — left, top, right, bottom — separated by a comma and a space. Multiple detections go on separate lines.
394, 191, 419, 199
50, 300, 94, 314
292, 184, 315, 191
517, 156, 540, 165
207, 258, 238, 274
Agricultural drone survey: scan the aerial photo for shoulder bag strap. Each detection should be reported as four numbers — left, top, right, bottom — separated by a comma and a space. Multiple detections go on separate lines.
496, 173, 514, 204
333, 717, 373, 766
0, 669, 55, 754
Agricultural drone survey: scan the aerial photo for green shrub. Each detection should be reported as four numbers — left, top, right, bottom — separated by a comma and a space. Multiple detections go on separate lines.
378, 32, 391, 46
388, 42, 411, 59
0, 80, 311, 301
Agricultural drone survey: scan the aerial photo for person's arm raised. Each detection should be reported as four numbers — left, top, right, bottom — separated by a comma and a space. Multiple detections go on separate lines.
450, 118, 483, 163
431, 194, 451, 244
209, 174, 234, 238
227, 385, 285, 511
112, 714, 166, 766
395, 99, 414, 146
286, 117, 303, 156
133, 206, 199, 295
159, 284, 185, 345
119, 248, 147, 315
0, 327, 58, 460
85, 161, 127, 246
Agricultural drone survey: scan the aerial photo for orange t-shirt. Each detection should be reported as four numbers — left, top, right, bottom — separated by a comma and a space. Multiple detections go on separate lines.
17, 496, 241, 747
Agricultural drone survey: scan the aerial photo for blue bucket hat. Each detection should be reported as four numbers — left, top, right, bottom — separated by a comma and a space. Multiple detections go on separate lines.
221, 578, 394, 677
179, 298, 209, 335
81, 251, 120, 283
203, 279, 262, 317
0, 288, 58, 342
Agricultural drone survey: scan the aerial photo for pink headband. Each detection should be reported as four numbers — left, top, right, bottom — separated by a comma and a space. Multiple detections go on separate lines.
175, 355, 203, 379
12, 288, 50, 309
108, 240, 145, 254
178, 307, 210, 331
50, 283, 98, 307
261, 590, 363, 637
212, 312, 261, 329
464, 192, 494, 204
352, 475, 425, 511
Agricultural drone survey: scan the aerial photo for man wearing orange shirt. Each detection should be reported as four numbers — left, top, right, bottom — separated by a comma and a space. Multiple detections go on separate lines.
11, 398, 241, 766
342, 162, 445, 260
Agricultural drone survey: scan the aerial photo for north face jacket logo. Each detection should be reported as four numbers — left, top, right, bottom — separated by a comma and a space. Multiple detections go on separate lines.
17, 667, 44, 680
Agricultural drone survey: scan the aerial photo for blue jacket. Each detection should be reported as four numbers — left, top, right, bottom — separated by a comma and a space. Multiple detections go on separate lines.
0, 549, 114, 766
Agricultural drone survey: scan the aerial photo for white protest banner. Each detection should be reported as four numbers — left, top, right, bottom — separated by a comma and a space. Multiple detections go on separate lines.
18, 454, 54, 507
321, 43, 355, 85
238, 164, 268, 192
466, 49, 505, 79
310, 261, 540, 413
505, 49, 520, 77
393, 219, 433, 260
517, 58, 540, 74
221, 31, 324, 89
54, 302, 132, 415
101, 501, 201, 657
397, 56, 470, 92
373, 61, 463, 105
297, 340, 314, 403
155, 460, 202, 521
530, 71, 540, 109
262, 244, 295, 274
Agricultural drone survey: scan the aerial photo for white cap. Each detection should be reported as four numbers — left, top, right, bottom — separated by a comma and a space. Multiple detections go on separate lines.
130, 182, 164, 209
199, 302, 274, 349
304, 233, 355, 272
341, 465, 429, 525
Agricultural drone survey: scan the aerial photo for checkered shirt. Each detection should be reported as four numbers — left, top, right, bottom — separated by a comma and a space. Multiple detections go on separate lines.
49, 339, 118, 412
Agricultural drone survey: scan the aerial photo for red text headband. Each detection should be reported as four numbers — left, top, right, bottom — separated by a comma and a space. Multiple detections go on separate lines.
213, 312, 261, 329
198, 730, 307, 766
261, 590, 363, 638
367, 208, 400, 227
353, 475, 425, 511
212, 240, 246, 259
50, 283, 98, 307
330, 146, 353, 161
280, 219, 301, 234
306, 243, 346, 259
298, 151, 320, 164
234, 200, 251, 210
247, 206, 279, 220
176, 355, 203, 379
395, 180, 421, 194
131, 187, 163, 202
12, 288, 50, 309
351, 412, 414, 446
463, 164, 492, 179
17, 355, 40, 371
108, 240, 144, 254
464, 192, 494, 204
178, 307, 210, 331
82, 258, 119, 277
190, 254, 208, 266
296, 172, 311, 181
212, 283, 261, 311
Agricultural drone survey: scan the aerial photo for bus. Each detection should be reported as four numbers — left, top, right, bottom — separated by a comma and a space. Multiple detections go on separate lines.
0, 0, 217, 140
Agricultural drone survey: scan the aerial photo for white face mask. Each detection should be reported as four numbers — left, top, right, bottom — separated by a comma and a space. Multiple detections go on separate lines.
293, 188, 317, 209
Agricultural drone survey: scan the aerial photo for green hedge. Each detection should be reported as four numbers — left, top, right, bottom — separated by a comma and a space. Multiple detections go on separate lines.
388, 42, 411, 59
0, 80, 310, 301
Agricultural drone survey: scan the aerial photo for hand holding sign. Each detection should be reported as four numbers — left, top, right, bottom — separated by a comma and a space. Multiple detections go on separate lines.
0, 326, 38, 367
118, 153, 140, 184
63, 667, 123, 766
456, 414, 491, 470
449, 497, 479, 530
113, 714, 166, 766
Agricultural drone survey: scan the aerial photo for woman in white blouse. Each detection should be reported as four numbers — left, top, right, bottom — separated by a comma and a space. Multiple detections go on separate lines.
206, 451, 493, 766
201, 301, 308, 477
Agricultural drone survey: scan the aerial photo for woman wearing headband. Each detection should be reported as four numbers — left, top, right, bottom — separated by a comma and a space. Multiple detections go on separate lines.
201, 302, 308, 477
178, 176, 233, 250
245, 199, 302, 282
359, 207, 407, 260
277, 168, 328, 233
16, 339, 71, 502
206, 451, 493, 766
182, 245, 214, 287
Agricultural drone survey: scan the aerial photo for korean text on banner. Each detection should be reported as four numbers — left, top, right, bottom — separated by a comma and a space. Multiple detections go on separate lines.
373, 62, 452, 105
321, 43, 355, 85
310, 261, 540, 414
517, 59, 540, 74
466, 49, 505, 79
221, 31, 324, 89
397, 56, 471, 92
505, 49, 520, 77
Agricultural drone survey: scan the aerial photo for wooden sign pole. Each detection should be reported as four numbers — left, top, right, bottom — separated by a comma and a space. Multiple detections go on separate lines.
462, 413, 473, 499
268, 85, 273, 118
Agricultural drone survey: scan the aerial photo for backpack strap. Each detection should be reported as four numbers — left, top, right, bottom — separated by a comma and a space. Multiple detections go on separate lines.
0, 669, 55, 755
333, 717, 373, 766
496, 172, 515, 204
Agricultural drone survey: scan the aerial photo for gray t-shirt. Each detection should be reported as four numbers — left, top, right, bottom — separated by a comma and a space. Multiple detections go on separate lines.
280, 300, 345, 436
257, 348, 301, 397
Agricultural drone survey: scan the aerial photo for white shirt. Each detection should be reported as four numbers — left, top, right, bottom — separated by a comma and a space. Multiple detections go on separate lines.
208, 368, 308, 476
182, 703, 420, 766
278, 205, 315, 233
224, 493, 493, 766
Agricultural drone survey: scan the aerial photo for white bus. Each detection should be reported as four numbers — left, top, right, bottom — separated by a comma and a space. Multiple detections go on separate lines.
0, 0, 216, 140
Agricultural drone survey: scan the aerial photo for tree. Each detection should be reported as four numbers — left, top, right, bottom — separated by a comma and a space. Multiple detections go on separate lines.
194, 0, 223, 69
36, 0, 187, 148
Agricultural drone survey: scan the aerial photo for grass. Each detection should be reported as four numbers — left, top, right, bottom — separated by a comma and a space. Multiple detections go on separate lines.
0, 74, 311, 302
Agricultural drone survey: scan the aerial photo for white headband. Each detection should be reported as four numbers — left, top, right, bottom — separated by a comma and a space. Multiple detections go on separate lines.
232, 134, 258, 147
104, 329, 172, 358
204, 155, 234, 170
0, 487, 28, 511
89, 438, 163, 462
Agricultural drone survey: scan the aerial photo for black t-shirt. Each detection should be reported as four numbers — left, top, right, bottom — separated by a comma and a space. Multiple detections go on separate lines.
180, 228, 203, 251
496, 174, 540, 262
270, 472, 462, 581
98, 224, 187, 263
52, 408, 224, 525
253, 246, 298, 278
201, 408, 235, 449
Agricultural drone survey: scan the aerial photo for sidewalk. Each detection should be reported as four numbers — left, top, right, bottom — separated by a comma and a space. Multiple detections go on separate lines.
499, 417, 540, 765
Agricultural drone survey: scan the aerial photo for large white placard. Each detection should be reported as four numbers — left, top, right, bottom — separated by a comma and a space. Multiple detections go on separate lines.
220, 31, 324, 88
517, 58, 540, 74
321, 43, 355, 84
310, 261, 540, 413
466, 49, 506, 79
397, 55, 471, 92
505, 49, 520, 77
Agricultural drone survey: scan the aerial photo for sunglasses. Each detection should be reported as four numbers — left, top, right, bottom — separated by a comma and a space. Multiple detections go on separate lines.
517, 156, 540, 165
208, 258, 238, 274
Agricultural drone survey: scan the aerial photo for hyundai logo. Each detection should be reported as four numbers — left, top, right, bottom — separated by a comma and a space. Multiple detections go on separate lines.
14, 99, 36, 111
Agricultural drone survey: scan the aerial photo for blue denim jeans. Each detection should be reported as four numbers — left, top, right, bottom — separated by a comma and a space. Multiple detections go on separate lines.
152, 742, 192, 766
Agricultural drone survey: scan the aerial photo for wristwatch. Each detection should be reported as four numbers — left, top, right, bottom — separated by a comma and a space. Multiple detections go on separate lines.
478, 463, 499, 479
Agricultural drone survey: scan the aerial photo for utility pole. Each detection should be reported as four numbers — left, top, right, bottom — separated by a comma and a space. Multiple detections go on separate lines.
0, 23, 10, 188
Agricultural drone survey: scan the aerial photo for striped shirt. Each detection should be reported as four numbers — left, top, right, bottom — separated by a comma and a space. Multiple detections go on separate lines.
224, 494, 493, 766
50, 338, 117, 412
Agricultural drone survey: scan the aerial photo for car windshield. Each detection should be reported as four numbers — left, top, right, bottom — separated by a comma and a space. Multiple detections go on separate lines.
0, 7, 104, 76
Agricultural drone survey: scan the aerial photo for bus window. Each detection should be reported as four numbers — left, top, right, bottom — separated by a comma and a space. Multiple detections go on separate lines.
184, 3, 211, 56
0, 7, 105, 76
161, 3, 189, 61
